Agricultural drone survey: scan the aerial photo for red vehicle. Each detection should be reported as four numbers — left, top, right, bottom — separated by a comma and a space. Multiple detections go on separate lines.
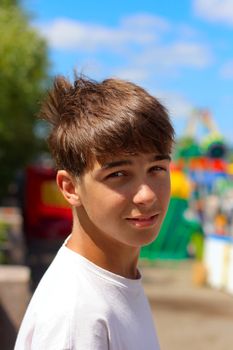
23, 165, 72, 287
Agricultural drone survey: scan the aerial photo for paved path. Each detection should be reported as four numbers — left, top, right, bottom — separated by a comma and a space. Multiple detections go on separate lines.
141, 261, 233, 350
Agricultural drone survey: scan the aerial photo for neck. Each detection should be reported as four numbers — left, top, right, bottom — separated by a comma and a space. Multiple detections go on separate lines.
66, 219, 140, 279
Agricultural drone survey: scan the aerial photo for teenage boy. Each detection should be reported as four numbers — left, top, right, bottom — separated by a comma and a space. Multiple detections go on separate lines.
15, 75, 174, 349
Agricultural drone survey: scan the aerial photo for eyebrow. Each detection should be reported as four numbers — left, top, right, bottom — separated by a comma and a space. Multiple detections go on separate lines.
101, 154, 171, 170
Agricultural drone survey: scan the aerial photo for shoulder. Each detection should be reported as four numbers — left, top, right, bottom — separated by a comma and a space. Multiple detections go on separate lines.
16, 279, 110, 348
16, 293, 110, 350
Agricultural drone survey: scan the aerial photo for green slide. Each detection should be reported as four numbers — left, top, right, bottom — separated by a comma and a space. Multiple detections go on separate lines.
140, 197, 203, 260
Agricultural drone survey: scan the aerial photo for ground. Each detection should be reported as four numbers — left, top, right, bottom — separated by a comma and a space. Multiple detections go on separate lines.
141, 260, 233, 350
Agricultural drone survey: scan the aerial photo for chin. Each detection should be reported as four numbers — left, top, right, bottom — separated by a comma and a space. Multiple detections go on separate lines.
132, 230, 161, 248
144, 228, 162, 245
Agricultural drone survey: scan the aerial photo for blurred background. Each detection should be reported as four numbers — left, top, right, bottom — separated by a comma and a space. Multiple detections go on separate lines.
0, 1, 233, 349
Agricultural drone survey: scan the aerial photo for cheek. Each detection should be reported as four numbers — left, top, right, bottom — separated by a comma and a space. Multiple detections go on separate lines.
158, 177, 171, 208
84, 187, 127, 219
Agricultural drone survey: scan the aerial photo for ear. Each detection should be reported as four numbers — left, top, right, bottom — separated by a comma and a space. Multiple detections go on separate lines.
56, 170, 81, 207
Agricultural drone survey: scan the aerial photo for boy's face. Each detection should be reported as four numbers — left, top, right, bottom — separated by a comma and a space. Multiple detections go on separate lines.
74, 152, 171, 250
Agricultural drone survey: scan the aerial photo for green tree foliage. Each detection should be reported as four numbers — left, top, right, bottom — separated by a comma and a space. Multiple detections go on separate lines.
0, 0, 18, 6
0, 1, 50, 200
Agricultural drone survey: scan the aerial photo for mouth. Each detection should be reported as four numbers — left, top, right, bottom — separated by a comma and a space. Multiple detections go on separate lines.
125, 214, 160, 228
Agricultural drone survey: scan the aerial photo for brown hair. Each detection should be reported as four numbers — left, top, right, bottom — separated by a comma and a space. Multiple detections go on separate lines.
39, 74, 175, 176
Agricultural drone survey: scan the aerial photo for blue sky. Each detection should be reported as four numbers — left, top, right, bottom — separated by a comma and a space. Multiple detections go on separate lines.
23, 0, 233, 145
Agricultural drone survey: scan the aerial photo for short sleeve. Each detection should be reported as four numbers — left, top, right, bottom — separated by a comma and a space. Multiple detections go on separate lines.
15, 312, 70, 350
70, 316, 109, 350
15, 313, 109, 350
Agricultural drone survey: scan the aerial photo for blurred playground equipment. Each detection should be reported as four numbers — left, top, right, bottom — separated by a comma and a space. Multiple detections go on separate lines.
141, 108, 226, 261
143, 108, 233, 295
140, 167, 201, 260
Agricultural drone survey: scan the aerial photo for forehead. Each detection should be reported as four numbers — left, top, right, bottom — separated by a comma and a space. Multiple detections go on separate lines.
95, 152, 171, 169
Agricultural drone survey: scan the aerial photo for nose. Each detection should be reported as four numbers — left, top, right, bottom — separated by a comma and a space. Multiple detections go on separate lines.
132, 183, 157, 206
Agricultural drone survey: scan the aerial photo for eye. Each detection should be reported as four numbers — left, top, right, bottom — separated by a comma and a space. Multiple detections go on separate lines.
150, 165, 167, 173
106, 171, 126, 179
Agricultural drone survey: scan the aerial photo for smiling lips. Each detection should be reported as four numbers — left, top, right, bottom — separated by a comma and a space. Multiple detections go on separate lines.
126, 214, 159, 228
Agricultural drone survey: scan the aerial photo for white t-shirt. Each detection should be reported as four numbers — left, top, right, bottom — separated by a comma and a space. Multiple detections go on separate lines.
15, 243, 160, 350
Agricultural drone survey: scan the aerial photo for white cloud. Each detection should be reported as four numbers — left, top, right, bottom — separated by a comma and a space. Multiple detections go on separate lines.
35, 13, 213, 76
220, 59, 233, 78
154, 91, 195, 119
150, 90, 197, 137
135, 41, 212, 69
194, 0, 233, 26
36, 14, 167, 51
121, 13, 170, 31
176, 24, 201, 39
112, 67, 150, 83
